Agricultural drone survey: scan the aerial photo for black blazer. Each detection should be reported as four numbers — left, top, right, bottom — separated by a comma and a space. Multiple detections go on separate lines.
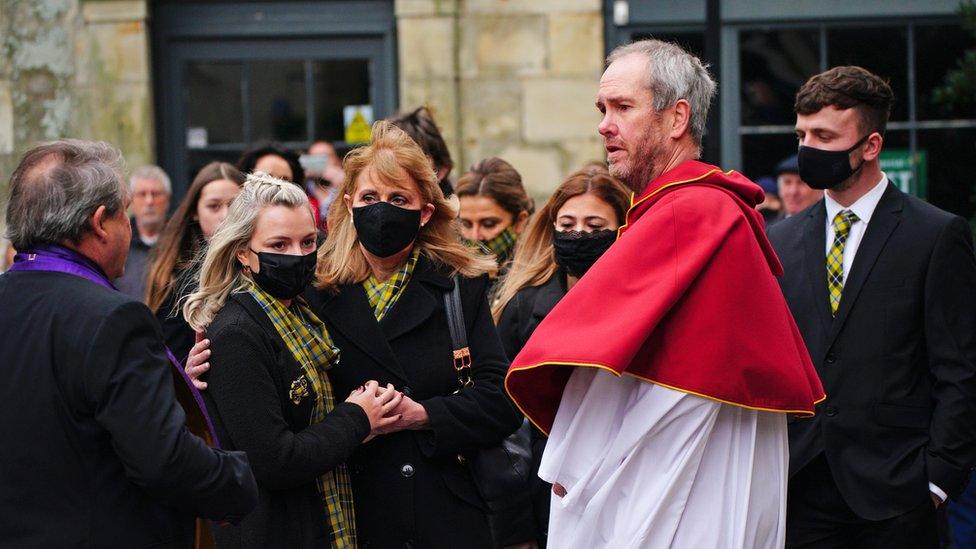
203, 293, 370, 548
768, 184, 976, 521
0, 271, 256, 548
307, 255, 522, 548
495, 272, 568, 547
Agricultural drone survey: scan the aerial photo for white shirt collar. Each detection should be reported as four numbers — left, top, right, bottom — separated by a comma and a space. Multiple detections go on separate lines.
824, 173, 889, 227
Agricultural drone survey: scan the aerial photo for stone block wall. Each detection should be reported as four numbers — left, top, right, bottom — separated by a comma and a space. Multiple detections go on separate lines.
0, 0, 152, 233
396, 0, 605, 201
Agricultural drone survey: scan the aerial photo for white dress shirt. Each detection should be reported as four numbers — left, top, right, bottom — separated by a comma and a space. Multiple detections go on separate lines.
823, 173, 947, 503
823, 173, 889, 281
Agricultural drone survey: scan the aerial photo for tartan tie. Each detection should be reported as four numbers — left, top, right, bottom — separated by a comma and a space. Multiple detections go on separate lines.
827, 209, 860, 316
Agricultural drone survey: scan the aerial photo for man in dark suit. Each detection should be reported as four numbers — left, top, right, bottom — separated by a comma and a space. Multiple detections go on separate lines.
0, 140, 257, 547
769, 66, 976, 548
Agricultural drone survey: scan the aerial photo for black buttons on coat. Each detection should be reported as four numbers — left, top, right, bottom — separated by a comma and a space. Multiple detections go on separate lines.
825, 352, 837, 364
825, 406, 838, 417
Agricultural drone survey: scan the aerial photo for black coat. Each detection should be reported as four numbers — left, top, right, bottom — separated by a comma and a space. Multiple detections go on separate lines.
307, 255, 522, 548
496, 273, 567, 547
156, 267, 199, 366
768, 184, 976, 521
202, 293, 370, 548
0, 270, 256, 548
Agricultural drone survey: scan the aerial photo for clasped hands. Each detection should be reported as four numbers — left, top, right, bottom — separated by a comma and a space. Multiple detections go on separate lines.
346, 380, 429, 442
185, 334, 428, 444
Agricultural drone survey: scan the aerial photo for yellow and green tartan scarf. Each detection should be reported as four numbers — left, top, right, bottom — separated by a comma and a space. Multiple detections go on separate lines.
468, 226, 518, 266
363, 248, 420, 321
246, 283, 357, 549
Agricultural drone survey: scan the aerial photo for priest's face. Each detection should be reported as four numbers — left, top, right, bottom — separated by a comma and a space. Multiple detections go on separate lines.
597, 53, 668, 194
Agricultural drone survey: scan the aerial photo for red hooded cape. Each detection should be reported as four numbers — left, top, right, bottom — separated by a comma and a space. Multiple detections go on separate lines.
505, 160, 825, 435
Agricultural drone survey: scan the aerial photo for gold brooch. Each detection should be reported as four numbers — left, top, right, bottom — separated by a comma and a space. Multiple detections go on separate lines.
289, 376, 310, 405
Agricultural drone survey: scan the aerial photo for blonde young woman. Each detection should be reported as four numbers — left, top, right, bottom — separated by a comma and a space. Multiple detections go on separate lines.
307, 121, 522, 547
182, 173, 400, 548
491, 166, 631, 548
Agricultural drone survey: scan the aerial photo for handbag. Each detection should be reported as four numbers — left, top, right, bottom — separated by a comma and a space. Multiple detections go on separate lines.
444, 276, 537, 547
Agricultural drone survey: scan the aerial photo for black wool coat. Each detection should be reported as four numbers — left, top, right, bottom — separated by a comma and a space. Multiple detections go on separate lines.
0, 271, 256, 547
307, 255, 522, 549
203, 293, 370, 548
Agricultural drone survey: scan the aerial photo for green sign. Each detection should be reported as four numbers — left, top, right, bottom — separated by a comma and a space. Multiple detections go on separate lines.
880, 149, 927, 198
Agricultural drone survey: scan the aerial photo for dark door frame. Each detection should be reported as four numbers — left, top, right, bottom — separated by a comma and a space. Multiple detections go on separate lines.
151, 0, 397, 197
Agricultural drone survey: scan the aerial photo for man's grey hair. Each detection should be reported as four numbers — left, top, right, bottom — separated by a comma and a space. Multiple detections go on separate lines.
607, 39, 717, 145
4, 139, 127, 250
129, 164, 172, 195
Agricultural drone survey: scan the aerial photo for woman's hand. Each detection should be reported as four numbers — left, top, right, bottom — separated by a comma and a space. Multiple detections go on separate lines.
185, 332, 210, 390
384, 394, 430, 432
346, 381, 404, 442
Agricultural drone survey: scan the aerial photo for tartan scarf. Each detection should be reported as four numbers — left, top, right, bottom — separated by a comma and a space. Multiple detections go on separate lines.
470, 226, 518, 266
363, 248, 420, 321
246, 283, 357, 548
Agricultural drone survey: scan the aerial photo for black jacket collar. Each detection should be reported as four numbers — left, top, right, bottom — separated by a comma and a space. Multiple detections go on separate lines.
312, 254, 454, 383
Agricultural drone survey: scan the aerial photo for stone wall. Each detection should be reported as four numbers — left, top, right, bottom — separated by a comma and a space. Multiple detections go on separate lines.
396, 0, 605, 201
0, 0, 153, 232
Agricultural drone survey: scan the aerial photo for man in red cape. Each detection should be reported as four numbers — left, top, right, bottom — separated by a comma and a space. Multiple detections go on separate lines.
504, 40, 824, 548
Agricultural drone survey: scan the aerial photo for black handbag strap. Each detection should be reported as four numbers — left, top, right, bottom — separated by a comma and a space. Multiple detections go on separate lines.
444, 276, 474, 389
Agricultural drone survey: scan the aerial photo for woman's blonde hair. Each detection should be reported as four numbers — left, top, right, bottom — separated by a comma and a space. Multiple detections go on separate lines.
315, 120, 495, 290
491, 166, 630, 321
183, 172, 313, 331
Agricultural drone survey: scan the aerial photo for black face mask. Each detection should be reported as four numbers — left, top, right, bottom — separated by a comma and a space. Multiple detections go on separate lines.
352, 202, 423, 258
797, 134, 870, 190
553, 229, 617, 278
249, 249, 318, 300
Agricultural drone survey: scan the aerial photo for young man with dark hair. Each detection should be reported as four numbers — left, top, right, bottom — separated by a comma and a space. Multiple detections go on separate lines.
769, 66, 976, 548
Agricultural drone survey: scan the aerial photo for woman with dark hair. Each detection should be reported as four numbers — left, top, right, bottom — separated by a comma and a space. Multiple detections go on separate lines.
491, 166, 631, 548
237, 142, 305, 184
456, 157, 534, 276
145, 161, 245, 363
238, 143, 323, 229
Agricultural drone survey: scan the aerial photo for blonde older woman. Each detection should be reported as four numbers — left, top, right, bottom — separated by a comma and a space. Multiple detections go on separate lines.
183, 173, 400, 548
309, 121, 522, 547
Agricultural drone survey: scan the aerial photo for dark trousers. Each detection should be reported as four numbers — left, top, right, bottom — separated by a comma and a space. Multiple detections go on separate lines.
786, 454, 938, 549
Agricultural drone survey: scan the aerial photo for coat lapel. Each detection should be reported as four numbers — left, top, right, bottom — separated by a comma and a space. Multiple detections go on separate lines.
380, 256, 453, 342
802, 199, 833, 336
314, 285, 410, 382
825, 184, 904, 349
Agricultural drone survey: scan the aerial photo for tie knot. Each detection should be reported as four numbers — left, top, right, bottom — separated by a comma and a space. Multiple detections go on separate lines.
832, 210, 859, 234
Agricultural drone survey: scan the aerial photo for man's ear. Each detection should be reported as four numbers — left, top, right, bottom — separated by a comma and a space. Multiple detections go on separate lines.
670, 99, 692, 140
862, 132, 884, 162
90, 205, 110, 242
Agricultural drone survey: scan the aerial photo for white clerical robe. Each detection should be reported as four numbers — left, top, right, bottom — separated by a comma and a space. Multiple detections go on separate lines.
539, 368, 788, 549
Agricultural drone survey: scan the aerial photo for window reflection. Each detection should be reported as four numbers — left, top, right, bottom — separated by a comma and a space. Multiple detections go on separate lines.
185, 62, 244, 145
827, 27, 909, 121
249, 61, 307, 143
740, 29, 820, 126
